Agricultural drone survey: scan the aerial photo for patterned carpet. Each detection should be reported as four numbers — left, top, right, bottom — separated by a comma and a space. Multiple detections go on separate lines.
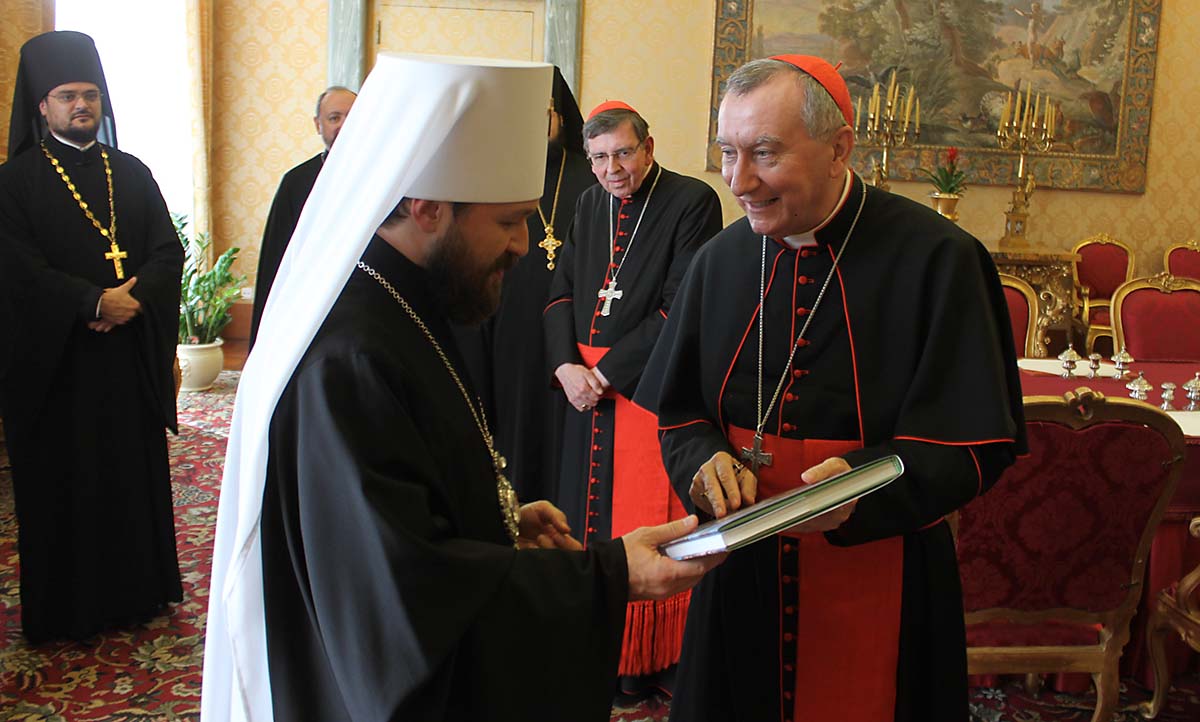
1, 370, 1197, 721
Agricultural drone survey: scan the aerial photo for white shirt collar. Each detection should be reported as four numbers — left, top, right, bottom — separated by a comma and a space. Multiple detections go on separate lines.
50, 131, 97, 152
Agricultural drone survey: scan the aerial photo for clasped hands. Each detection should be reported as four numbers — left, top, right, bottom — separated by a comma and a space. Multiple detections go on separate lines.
689, 450, 857, 533
555, 362, 610, 412
88, 276, 142, 333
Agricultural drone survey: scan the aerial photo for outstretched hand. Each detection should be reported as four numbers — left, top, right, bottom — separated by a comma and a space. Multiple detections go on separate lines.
623, 515, 725, 601
517, 500, 582, 550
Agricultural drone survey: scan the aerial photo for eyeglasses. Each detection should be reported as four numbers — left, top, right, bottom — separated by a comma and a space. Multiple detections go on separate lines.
588, 142, 644, 167
47, 90, 103, 105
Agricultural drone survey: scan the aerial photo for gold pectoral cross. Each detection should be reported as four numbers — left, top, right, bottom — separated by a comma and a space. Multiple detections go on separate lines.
104, 240, 128, 280
597, 279, 623, 317
740, 432, 773, 473
537, 225, 562, 270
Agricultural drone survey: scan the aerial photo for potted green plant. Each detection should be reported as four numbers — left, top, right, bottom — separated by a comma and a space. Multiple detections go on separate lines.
920, 146, 967, 222
175, 214, 245, 391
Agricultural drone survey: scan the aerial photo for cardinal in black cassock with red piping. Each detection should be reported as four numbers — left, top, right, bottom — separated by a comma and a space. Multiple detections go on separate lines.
636, 55, 1026, 722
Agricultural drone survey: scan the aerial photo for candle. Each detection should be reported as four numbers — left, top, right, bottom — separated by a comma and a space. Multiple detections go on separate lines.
1022, 83, 1032, 134
1001, 92, 1012, 130
871, 82, 880, 122
888, 71, 898, 110
915, 97, 920, 133
903, 88, 913, 130
855, 96, 862, 132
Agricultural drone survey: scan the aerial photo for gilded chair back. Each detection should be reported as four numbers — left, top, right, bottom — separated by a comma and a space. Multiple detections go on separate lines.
1112, 273, 1200, 361
999, 273, 1039, 358
957, 389, 1186, 722
1164, 240, 1200, 280
1071, 234, 1134, 355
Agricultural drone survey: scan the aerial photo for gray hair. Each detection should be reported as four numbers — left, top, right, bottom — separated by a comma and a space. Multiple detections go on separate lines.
582, 109, 649, 151
723, 58, 847, 141
314, 85, 356, 117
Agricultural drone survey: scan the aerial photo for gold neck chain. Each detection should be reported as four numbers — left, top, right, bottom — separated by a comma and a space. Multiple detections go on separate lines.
356, 260, 520, 547
536, 151, 568, 270
41, 141, 127, 280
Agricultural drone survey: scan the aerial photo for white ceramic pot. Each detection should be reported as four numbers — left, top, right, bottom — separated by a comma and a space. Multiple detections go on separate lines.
176, 338, 225, 392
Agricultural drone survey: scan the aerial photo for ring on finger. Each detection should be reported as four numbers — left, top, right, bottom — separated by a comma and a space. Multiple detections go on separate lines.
731, 461, 746, 474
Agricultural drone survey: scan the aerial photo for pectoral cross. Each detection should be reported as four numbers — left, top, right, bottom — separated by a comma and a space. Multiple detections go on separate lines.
740, 432, 773, 473
537, 226, 562, 270
597, 279, 623, 317
104, 240, 127, 280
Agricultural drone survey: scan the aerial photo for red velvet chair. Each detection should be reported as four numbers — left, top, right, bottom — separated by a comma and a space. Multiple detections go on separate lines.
1072, 234, 1135, 354
1111, 273, 1200, 362
1000, 273, 1040, 357
1164, 240, 1200, 280
958, 389, 1186, 722
1141, 515, 1200, 718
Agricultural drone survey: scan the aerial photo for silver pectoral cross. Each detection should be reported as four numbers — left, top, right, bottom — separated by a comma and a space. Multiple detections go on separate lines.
597, 279, 623, 317
740, 432, 773, 473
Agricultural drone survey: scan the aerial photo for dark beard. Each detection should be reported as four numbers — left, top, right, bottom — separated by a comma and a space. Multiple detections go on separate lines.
426, 223, 517, 325
59, 124, 99, 145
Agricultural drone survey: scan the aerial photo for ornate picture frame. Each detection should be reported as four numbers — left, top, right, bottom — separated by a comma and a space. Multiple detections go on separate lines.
707, 0, 1162, 193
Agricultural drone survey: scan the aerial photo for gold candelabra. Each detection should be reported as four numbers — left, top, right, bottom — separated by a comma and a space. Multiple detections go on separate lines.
856, 71, 919, 191
996, 81, 1056, 249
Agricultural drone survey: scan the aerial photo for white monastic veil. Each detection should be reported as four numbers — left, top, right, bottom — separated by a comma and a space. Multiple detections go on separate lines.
200, 54, 551, 722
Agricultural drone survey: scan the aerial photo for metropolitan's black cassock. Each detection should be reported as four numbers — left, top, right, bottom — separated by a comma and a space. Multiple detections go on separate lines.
543, 163, 722, 541
0, 135, 183, 643
637, 175, 1026, 722
249, 151, 323, 348
261, 238, 629, 721
453, 140, 595, 503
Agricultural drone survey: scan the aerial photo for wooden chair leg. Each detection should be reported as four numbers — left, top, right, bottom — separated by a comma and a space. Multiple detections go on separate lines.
1023, 672, 1043, 696
1090, 663, 1119, 722
1136, 607, 1174, 719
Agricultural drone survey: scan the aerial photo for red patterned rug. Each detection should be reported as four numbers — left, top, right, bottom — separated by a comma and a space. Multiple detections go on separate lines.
1, 370, 1197, 721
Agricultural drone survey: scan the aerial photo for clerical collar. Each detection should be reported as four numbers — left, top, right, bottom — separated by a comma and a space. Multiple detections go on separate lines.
780, 170, 854, 249
50, 131, 97, 152
612, 161, 660, 204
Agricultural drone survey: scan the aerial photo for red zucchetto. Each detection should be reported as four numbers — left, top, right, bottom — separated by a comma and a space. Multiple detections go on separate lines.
769, 54, 853, 127
587, 100, 638, 121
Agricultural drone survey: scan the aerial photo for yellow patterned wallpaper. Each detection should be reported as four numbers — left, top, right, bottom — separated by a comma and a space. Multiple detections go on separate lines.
578, 1, 1197, 276
377, 0, 544, 60
210, 0, 328, 278
0, 1, 52, 164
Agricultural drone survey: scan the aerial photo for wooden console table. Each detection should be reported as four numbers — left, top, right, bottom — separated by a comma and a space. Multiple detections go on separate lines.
991, 249, 1080, 358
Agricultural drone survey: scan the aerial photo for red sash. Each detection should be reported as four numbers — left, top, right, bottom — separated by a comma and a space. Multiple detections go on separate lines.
728, 425, 903, 722
580, 344, 688, 675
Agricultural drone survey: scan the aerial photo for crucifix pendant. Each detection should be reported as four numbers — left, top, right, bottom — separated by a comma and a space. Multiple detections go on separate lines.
740, 432, 773, 473
537, 226, 562, 270
104, 240, 127, 280
597, 279, 623, 317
